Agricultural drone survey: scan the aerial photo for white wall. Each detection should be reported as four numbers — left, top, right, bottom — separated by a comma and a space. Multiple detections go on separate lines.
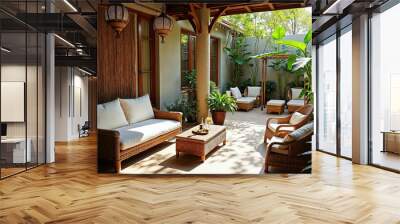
55, 67, 89, 141
158, 20, 233, 110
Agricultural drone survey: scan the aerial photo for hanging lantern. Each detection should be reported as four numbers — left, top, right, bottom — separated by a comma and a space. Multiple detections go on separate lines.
105, 4, 129, 38
153, 7, 173, 43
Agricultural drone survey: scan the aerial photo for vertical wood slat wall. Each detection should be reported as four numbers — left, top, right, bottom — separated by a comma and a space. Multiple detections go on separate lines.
97, 5, 137, 104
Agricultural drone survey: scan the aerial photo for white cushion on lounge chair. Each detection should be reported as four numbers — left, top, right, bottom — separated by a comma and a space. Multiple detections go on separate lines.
236, 97, 256, 104
267, 100, 285, 106
247, 86, 261, 97
116, 119, 181, 150
289, 112, 307, 125
230, 87, 242, 99
287, 99, 305, 106
269, 136, 289, 153
291, 88, 303, 99
268, 123, 296, 132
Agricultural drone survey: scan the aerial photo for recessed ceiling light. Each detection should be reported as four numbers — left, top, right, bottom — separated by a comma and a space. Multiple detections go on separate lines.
1, 47, 11, 53
54, 34, 75, 48
63, 0, 78, 12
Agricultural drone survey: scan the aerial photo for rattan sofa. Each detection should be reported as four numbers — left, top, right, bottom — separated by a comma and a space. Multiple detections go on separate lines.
97, 96, 182, 173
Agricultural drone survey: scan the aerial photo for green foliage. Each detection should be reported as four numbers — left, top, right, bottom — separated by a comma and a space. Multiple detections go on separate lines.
265, 80, 277, 100
223, 9, 312, 38
182, 70, 196, 89
166, 97, 197, 123
238, 78, 252, 93
224, 36, 252, 87
210, 81, 218, 93
207, 91, 237, 112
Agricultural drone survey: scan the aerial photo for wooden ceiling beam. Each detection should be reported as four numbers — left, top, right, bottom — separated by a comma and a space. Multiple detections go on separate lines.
208, 7, 228, 33
188, 3, 201, 33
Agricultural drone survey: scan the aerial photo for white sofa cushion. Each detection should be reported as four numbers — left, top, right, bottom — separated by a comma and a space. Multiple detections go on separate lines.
120, 95, 154, 124
247, 86, 261, 97
236, 97, 256, 104
230, 87, 242, 99
97, 99, 129, 130
287, 99, 305, 106
116, 119, 181, 150
289, 112, 307, 125
291, 88, 303, 100
267, 100, 285, 106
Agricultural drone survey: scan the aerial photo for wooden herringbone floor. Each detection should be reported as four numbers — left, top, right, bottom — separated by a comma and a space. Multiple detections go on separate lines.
1, 136, 400, 224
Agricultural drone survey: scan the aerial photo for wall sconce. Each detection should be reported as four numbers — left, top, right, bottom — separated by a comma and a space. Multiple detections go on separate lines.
105, 4, 129, 38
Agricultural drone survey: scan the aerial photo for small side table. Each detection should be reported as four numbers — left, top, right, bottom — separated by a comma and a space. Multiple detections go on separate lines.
381, 131, 400, 154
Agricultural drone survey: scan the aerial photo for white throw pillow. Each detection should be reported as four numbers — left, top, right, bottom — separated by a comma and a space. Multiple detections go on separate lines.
120, 95, 155, 124
291, 88, 303, 100
97, 99, 129, 129
230, 87, 242, 99
289, 112, 307, 125
247, 86, 261, 97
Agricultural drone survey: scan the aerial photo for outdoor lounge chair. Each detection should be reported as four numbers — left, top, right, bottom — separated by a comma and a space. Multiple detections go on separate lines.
230, 86, 261, 111
264, 104, 313, 142
287, 88, 305, 113
265, 122, 313, 173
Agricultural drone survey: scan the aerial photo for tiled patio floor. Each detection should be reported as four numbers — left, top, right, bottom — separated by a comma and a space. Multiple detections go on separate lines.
120, 108, 286, 175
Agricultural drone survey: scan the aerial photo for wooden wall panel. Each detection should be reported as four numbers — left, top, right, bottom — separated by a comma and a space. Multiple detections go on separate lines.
97, 5, 137, 104
88, 77, 97, 132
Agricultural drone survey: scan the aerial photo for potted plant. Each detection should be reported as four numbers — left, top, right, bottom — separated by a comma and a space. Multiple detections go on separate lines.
207, 91, 237, 125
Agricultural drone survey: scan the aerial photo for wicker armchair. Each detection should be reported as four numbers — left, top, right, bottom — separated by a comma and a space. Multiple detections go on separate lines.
264, 104, 313, 142
265, 122, 313, 173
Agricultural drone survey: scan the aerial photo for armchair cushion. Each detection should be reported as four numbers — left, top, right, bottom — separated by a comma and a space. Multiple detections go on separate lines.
97, 99, 129, 129
269, 136, 289, 154
120, 95, 154, 124
116, 119, 181, 150
289, 112, 307, 125
291, 88, 303, 100
237, 97, 256, 104
287, 99, 305, 106
268, 123, 296, 132
247, 86, 261, 97
287, 122, 314, 141
230, 87, 242, 99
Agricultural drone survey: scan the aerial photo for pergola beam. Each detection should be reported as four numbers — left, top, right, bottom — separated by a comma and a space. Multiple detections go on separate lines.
208, 7, 228, 33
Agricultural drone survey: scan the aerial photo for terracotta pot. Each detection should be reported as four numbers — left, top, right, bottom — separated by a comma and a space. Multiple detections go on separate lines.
211, 111, 226, 125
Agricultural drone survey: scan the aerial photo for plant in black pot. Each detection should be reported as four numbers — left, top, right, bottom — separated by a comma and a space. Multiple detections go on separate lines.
207, 91, 237, 125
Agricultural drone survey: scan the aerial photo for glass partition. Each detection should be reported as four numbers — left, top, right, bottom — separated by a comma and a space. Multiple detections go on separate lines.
317, 35, 337, 154
339, 26, 352, 158
0, 1, 46, 179
370, 3, 400, 171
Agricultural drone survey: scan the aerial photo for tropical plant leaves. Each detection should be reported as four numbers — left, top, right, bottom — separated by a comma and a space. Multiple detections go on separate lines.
291, 57, 311, 71
276, 39, 307, 55
303, 29, 312, 45
287, 54, 297, 71
272, 26, 286, 40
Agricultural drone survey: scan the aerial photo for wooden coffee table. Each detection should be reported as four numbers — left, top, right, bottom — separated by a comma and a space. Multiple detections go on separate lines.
176, 125, 226, 162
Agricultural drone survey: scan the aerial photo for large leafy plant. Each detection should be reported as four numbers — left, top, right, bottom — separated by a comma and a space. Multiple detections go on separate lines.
207, 91, 237, 112
253, 27, 313, 103
224, 36, 252, 87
